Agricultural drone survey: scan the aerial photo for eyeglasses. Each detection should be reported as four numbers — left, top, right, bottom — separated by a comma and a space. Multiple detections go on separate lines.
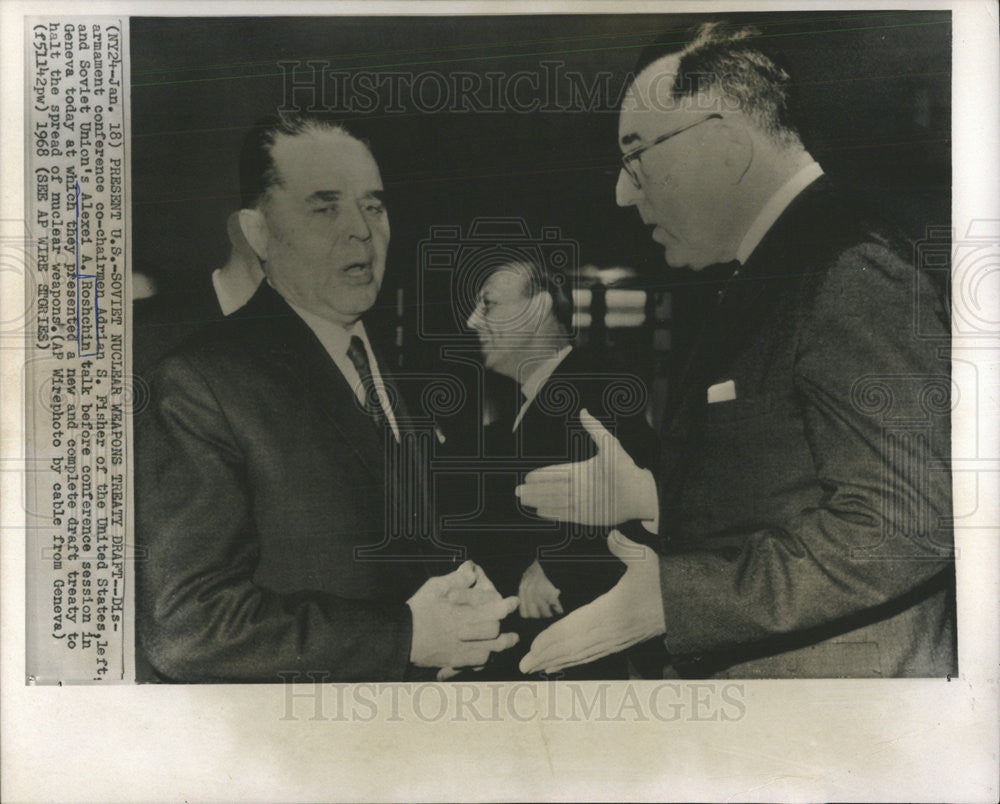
621, 113, 723, 189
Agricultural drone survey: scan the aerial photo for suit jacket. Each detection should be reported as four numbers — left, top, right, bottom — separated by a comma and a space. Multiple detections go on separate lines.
440, 347, 662, 681
133, 270, 228, 378
654, 178, 955, 678
135, 283, 433, 683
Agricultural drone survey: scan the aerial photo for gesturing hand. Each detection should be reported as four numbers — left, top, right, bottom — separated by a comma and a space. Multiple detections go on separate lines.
407, 561, 519, 675
518, 530, 665, 675
518, 560, 564, 619
515, 409, 658, 527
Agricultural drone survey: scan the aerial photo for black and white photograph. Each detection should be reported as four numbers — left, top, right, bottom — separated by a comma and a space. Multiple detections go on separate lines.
130, 9, 955, 683
3, 2, 998, 802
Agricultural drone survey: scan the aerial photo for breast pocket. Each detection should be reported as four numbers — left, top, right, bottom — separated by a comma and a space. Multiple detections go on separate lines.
702, 392, 777, 430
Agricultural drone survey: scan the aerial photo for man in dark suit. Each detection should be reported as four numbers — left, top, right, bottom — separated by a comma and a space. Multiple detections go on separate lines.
448, 260, 659, 678
135, 113, 519, 683
133, 211, 264, 377
517, 23, 954, 678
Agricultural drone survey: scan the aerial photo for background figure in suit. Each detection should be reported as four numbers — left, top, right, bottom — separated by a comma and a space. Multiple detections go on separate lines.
136, 113, 519, 682
133, 210, 264, 377
448, 260, 658, 678
517, 23, 955, 678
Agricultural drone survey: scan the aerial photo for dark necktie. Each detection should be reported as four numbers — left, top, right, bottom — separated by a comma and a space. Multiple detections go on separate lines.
346, 335, 387, 429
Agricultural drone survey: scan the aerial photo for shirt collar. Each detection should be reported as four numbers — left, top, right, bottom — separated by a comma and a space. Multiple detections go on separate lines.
735, 161, 825, 265
285, 298, 401, 442
285, 299, 368, 357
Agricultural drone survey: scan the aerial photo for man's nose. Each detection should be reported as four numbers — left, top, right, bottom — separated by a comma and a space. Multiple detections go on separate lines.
466, 303, 484, 331
615, 168, 641, 208
345, 202, 373, 241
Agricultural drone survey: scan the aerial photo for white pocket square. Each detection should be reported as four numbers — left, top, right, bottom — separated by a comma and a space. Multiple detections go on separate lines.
707, 380, 737, 404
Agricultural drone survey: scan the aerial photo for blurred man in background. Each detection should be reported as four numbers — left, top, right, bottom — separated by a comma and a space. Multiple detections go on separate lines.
132, 210, 264, 375
448, 259, 659, 678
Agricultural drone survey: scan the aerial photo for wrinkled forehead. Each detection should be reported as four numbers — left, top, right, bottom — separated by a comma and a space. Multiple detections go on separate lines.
269, 129, 382, 192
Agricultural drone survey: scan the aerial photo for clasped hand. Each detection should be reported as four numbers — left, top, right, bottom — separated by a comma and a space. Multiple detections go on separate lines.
407, 561, 519, 679
518, 560, 564, 619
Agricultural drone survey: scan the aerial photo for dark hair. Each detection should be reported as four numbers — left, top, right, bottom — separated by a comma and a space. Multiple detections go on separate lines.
238, 112, 367, 208
632, 21, 801, 146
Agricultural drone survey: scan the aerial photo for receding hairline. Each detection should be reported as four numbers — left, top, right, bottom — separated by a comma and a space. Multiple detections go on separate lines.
627, 53, 682, 98
620, 23, 804, 149
482, 261, 539, 297
617, 55, 688, 147
268, 124, 371, 169
260, 124, 377, 203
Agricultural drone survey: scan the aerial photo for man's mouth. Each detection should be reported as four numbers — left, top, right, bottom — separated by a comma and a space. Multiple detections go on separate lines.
342, 261, 374, 283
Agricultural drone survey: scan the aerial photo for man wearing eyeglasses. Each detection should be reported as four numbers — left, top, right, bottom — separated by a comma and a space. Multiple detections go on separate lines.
516, 22, 955, 678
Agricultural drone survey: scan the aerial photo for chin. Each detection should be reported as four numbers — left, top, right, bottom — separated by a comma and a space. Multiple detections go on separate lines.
482, 353, 512, 379
661, 250, 688, 270
662, 248, 709, 272
340, 287, 379, 316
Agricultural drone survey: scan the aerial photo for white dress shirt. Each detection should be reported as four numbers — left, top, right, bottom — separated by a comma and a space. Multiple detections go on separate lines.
512, 345, 574, 432
288, 301, 400, 442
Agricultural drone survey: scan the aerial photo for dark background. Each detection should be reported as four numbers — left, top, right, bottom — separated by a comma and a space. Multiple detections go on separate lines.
130, 10, 950, 392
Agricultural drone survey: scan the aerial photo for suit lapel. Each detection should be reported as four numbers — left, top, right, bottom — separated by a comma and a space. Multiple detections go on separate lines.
514, 346, 583, 435
660, 177, 837, 513
243, 284, 387, 482
670, 177, 838, 417
515, 348, 610, 464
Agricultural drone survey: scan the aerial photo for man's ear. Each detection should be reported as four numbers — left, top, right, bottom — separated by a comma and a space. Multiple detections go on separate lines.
238, 208, 269, 262
530, 290, 553, 323
716, 118, 753, 184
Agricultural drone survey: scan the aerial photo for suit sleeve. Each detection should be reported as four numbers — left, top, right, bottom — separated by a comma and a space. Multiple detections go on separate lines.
135, 355, 414, 683
655, 243, 953, 658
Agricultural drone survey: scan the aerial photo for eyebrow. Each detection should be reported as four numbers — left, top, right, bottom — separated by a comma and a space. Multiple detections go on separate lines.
306, 191, 341, 203
305, 189, 386, 204
620, 132, 642, 148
